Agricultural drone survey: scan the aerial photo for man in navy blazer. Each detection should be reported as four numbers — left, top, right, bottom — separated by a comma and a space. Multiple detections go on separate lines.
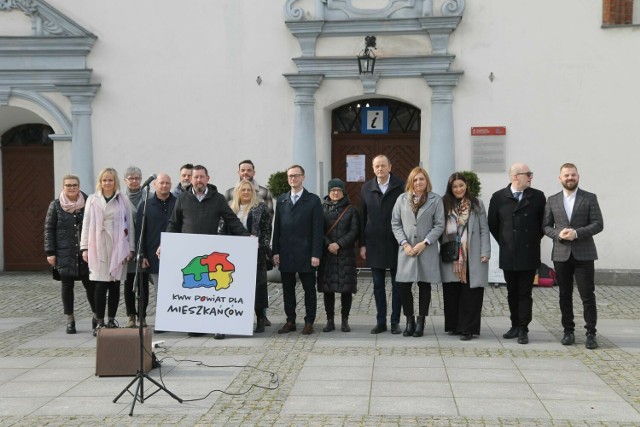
488, 163, 546, 345
272, 165, 324, 335
543, 163, 603, 349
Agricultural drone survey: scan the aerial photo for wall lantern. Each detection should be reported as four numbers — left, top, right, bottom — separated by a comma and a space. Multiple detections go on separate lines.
357, 35, 377, 75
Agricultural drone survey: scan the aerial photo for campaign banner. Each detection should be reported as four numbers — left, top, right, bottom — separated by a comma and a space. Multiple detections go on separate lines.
156, 232, 258, 335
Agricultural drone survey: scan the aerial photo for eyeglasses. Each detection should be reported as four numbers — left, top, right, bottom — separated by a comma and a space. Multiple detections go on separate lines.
64, 184, 79, 188
516, 172, 533, 178
126, 176, 141, 181
287, 174, 304, 179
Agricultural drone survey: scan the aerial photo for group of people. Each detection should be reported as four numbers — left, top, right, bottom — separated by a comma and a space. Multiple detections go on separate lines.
44, 156, 603, 349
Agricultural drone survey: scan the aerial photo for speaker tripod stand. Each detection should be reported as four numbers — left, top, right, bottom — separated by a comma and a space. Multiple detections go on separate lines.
113, 178, 182, 415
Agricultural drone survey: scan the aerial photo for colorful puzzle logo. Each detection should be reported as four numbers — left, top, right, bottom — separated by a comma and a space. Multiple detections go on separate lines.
181, 251, 236, 291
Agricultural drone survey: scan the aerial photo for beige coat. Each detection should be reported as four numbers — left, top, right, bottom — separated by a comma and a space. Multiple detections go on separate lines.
80, 191, 135, 282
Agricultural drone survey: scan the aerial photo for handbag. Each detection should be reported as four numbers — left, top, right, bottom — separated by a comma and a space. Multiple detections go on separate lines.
52, 266, 61, 281
440, 237, 460, 263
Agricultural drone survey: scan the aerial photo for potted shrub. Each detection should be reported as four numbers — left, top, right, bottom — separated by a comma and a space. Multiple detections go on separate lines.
458, 170, 481, 197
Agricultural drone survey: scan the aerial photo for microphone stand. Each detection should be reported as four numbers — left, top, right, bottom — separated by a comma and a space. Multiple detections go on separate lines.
113, 181, 182, 415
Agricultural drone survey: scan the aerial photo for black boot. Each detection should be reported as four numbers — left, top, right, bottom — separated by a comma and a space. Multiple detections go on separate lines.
323, 318, 335, 332
255, 317, 266, 333
341, 317, 350, 332
413, 316, 425, 337
403, 316, 416, 337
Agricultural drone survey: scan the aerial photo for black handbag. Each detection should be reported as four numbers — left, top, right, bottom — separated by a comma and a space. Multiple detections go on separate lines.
52, 267, 61, 281
440, 239, 460, 263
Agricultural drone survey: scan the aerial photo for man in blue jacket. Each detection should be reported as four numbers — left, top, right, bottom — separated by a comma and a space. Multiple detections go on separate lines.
272, 165, 323, 335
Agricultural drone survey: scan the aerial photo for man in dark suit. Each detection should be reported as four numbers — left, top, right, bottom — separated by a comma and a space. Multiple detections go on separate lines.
360, 154, 405, 334
543, 163, 603, 349
488, 163, 546, 345
272, 165, 323, 335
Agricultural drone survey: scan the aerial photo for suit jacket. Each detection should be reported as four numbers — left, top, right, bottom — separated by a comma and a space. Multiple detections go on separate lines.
543, 188, 603, 261
488, 185, 546, 271
272, 188, 324, 273
359, 173, 404, 269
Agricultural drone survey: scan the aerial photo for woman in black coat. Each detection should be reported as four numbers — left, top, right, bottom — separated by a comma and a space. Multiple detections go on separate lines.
317, 179, 360, 332
44, 174, 95, 334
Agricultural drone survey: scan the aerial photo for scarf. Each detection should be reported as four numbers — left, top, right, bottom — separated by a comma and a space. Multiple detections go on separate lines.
445, 198, 470, 283
87, 191, 131, 280
59, 191, 85, 213
409, 192, 427, 216
127, 188, 143, 209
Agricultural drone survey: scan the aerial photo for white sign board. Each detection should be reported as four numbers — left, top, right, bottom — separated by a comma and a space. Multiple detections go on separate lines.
346, 154, 366, 182
488, 236, 505, 284
156, 233, 258, 335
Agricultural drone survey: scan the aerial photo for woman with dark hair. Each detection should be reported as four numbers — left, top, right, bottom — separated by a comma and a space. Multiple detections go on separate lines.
45, 174, 95, 334
391, 167, 445, 337
80, 167, 135, 336
440, 172, 490, 340
317, 178, 360, 333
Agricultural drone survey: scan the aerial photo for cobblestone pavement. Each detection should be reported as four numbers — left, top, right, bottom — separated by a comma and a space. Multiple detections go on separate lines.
1, 271, 640, 426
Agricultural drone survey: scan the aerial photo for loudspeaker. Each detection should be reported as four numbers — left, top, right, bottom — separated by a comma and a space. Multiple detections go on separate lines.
96, 327, 152, 377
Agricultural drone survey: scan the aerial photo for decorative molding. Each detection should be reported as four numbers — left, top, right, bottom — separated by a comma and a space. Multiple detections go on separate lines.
441, 0, 465, 17
284, 0, 305, 21
284, 74, 324, 105
9, 88, 72, 134
422, 72, 463, 103
324, 0, 420, 20
0, 0, 94, 36
359, 74, 378, 94
293, 55, 455, 78
285, 21, 324, 57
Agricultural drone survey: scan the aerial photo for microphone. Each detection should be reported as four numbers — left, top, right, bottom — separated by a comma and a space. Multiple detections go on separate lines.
141, 174, 157, 188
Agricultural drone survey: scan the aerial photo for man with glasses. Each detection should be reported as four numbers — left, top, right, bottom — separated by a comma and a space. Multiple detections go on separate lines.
123, 166, 150, 328
272, 165, 323, 335
488, 163, 546, 344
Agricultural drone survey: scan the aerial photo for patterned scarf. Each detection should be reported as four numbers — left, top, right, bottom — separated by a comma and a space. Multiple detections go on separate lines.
445, 198, 470, 283
59, 191, 85, 213
410, 192, 427, 216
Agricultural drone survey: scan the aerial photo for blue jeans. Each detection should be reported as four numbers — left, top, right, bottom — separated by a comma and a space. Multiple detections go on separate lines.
371, 268, 401, 325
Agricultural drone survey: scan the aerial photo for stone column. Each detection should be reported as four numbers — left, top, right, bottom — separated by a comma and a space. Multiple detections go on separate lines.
284, 74, 323, 193
423, 73, 461, 194
60, 85, 100, 189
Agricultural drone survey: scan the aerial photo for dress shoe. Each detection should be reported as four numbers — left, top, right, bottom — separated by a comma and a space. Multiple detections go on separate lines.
341, 317, 350, 332
517, 330, 529, 344
585, 334, 598, 350
66, 321, 76, 334
561, 331, 575, 345
323, 319, 335, 332
301, 323, 314, 335
448, 330, 461, 336
254, 318, 266, 333
370, 324, 387, 334
403, 316, 416, 337
503, 327, 519, 339
264, 317, 272, 327
214, 333, 226, 340
106, 318, 119, 329
188, 332, 205, 337
460, 333, 472, 341
390, 323, 401, 334
278, 321, 296, 334
413, 316, 425, 337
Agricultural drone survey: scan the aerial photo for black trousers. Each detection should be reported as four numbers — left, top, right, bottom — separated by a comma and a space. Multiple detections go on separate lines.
442, 282, 484, 335
124, 272, 149, 318
554, 254, 597, 335
94, 280, 120, 320
503, 269, 536, 332
61, 277, 95, 315
281, 271, 317, 324
254, 268, 268, 318
323, 292, 353, 319
397, 282, 431, 317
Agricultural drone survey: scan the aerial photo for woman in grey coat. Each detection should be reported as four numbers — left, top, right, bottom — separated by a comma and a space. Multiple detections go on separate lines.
440, 173, 491, 340
391, 167, 445, 337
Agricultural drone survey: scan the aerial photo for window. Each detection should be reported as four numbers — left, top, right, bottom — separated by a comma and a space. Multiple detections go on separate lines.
602, 0, 635, 25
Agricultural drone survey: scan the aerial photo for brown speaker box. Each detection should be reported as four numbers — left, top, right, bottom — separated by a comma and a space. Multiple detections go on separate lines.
95, 327, 152, 376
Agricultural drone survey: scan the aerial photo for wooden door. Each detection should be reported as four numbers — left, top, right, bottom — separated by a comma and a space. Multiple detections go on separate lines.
2, 146, 54, 270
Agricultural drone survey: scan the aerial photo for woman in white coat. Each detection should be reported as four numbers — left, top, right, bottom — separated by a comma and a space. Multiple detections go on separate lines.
440, 173, 491, 341
81, 168, 135, 336
391, 167, 445, 337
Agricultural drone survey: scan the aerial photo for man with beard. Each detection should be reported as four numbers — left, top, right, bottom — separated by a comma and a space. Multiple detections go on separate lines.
543, 163, 603, 349
172, 163, 193, 197
166, 164, 249, 337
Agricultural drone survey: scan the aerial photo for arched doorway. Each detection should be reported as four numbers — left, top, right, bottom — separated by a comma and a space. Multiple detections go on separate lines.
331, 99, 421, 209
1, 124, 54, 270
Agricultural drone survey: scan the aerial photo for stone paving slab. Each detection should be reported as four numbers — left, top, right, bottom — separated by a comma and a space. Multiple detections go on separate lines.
1, 271, 640, 426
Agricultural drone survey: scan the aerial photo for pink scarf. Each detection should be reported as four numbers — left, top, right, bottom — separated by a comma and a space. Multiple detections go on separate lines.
59, 191, 85, 213
87, 191, 131, 279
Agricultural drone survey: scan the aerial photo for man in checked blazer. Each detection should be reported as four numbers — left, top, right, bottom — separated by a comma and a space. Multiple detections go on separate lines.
543, 163, 603, 349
